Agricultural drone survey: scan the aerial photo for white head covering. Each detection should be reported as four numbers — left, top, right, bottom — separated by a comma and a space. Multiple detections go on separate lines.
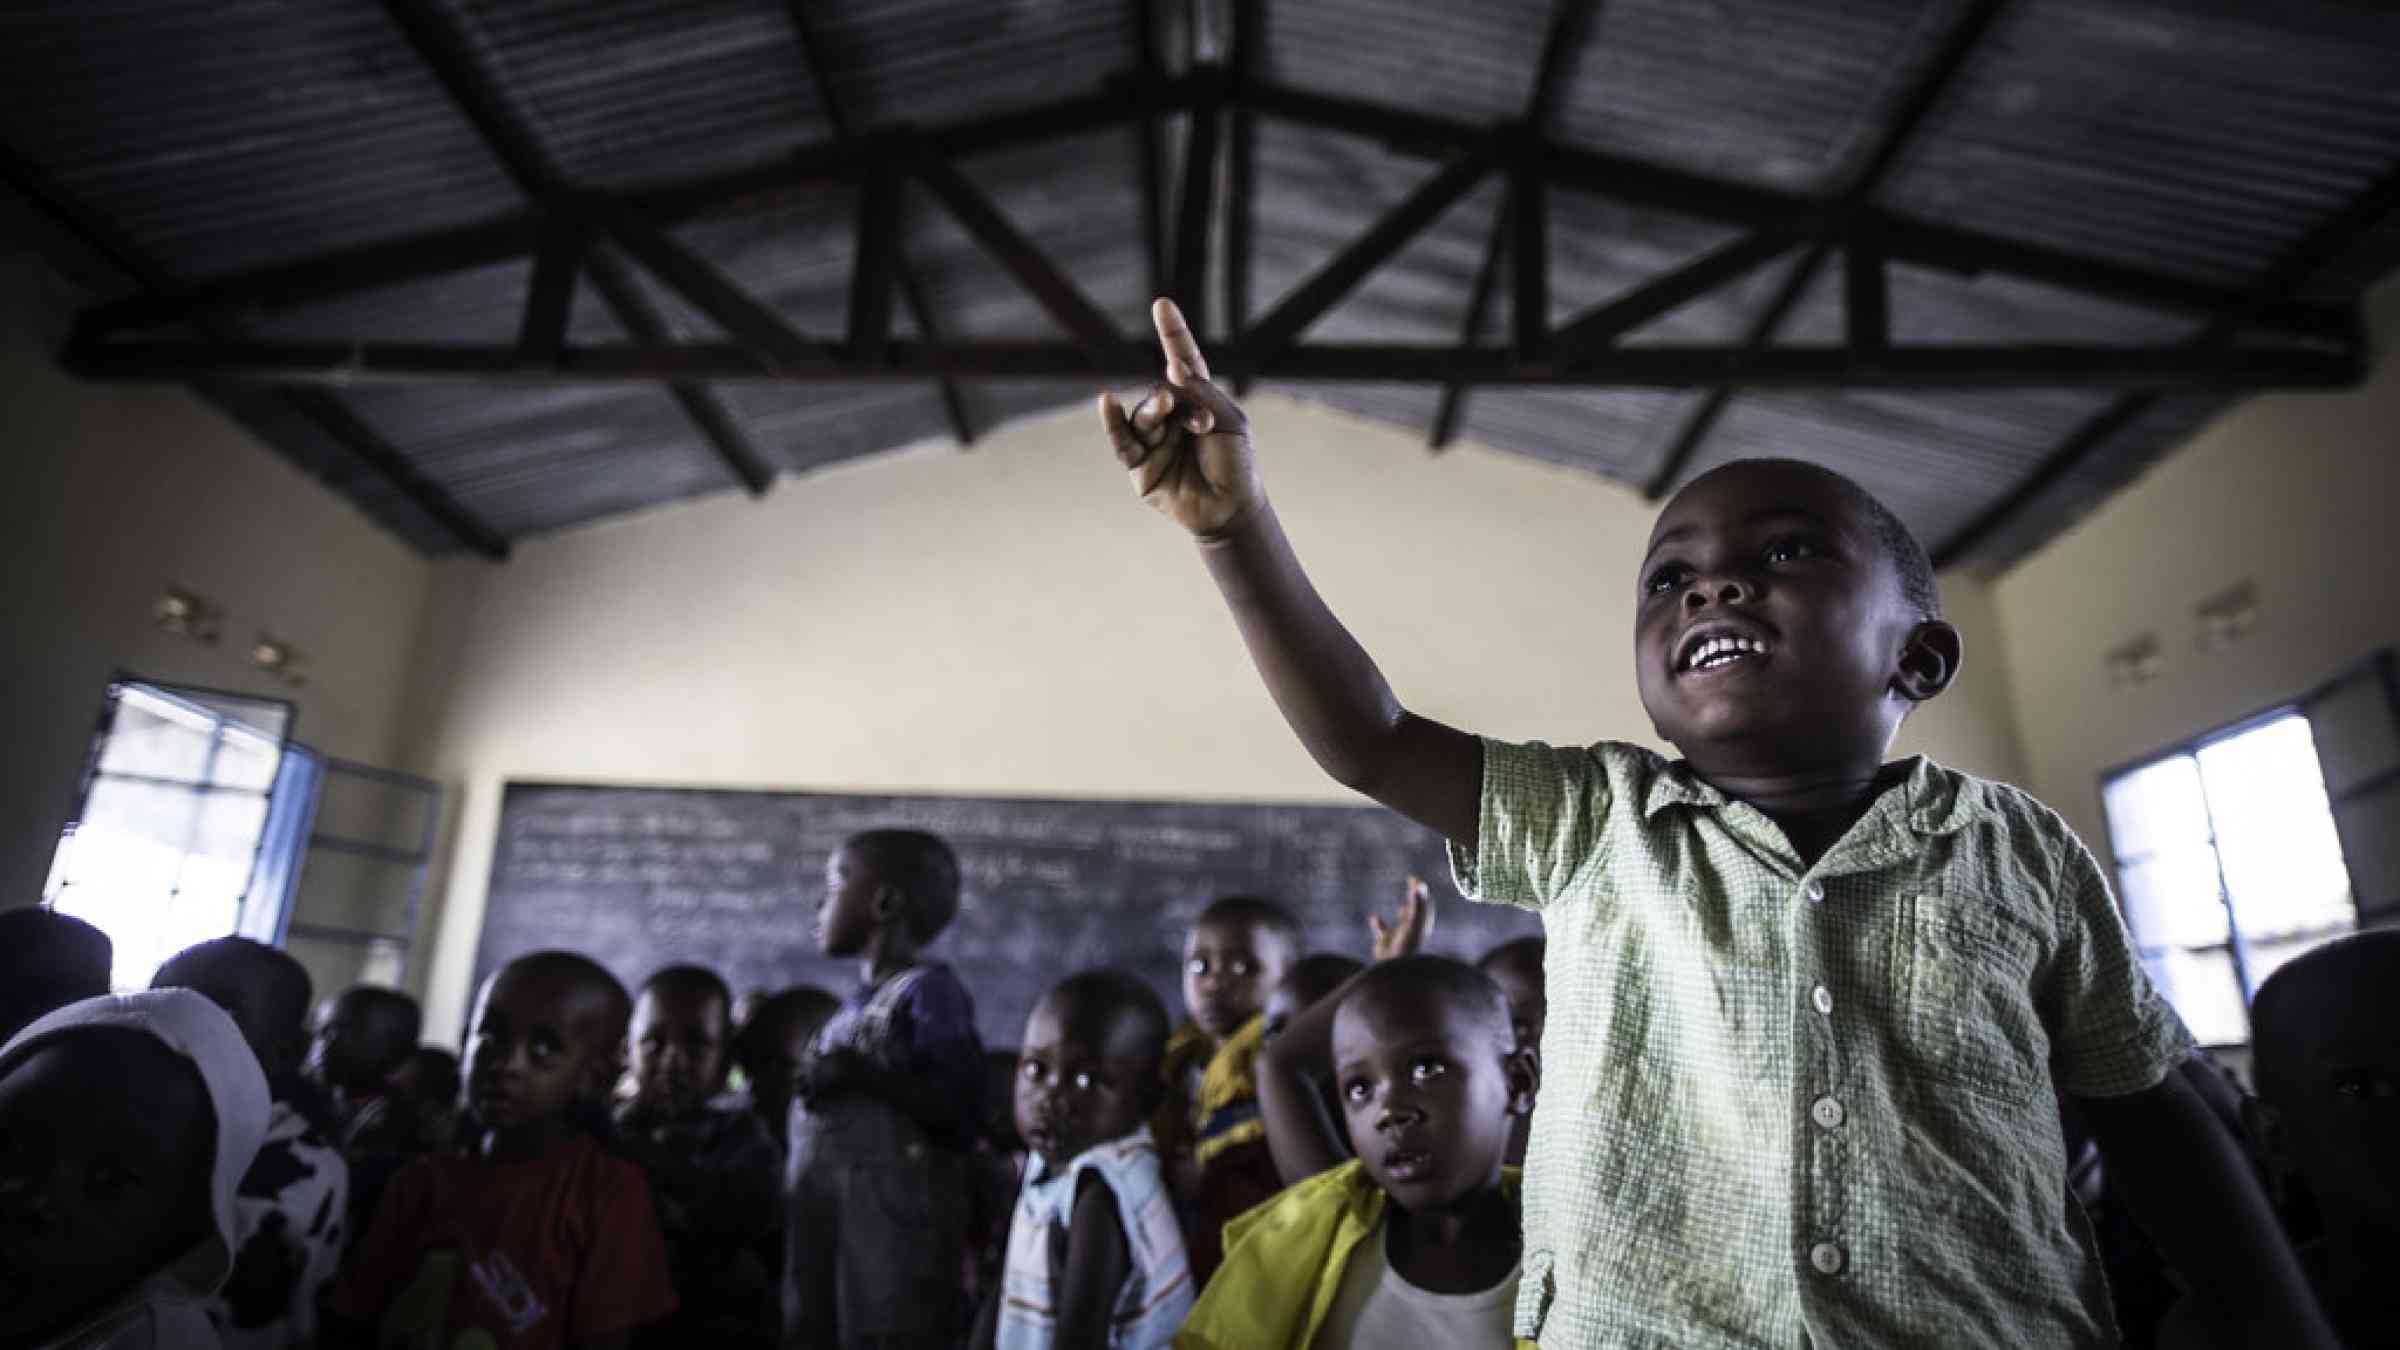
0, 989, 272, 1304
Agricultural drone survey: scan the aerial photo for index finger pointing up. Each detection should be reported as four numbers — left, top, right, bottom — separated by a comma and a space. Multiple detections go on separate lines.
1151, 297, 1212, 385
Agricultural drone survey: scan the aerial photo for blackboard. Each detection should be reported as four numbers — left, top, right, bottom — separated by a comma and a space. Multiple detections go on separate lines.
472, 782, 1541, 1049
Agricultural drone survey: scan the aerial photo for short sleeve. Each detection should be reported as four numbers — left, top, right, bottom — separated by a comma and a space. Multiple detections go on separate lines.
899, 966, 987, 1147
567, 1159, 679, 1340
326, 1156, 435, 1322
1447, 738, 1614, 911
2042, 831, 2195, 1097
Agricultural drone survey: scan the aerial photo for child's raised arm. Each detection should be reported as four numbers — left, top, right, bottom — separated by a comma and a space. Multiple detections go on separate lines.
1100, 300, 1482, 846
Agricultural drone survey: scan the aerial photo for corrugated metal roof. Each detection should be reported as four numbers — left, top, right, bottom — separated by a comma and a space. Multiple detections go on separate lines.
3, 0, 2394, 566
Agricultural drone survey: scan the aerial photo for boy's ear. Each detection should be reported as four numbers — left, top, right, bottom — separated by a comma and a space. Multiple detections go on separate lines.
1503, 1045, 1540, 1120
1892, 619, 1962, 704
871, 884, 901, 920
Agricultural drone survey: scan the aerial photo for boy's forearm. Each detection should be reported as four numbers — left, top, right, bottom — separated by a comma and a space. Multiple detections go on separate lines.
2080, 1068, 2335, 1348
1256, 969, 1367, 1184
1199, 505, 1479, 843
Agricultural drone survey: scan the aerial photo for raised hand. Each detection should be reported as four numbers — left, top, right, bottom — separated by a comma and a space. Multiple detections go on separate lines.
1368, 875, 1436, 961
1098, 298, 1264, 539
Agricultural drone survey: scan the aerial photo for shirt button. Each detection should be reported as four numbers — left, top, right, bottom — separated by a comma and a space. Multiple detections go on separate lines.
1805, 880, 1827, 903
1810, 1241, 1845, 1275
1811, 984, 1834, 1015
1811, 1096, 1846, 1131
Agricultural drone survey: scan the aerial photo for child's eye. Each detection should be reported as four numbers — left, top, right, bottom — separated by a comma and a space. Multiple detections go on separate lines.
1185, 958, 1207, 977
1342, 1079, 1372, 1104
1229, 959, 1254, 976
1019, 1061, 1043, 1083
1409, 1058, 1447, 1083
1643, 563, 1690, 597
1071, 1071, 1097, 1092
1764, 538, 1817, 564
2332, 1070, 2395, 1100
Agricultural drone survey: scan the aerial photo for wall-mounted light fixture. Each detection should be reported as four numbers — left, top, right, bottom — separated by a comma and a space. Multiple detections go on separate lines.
250, 633, 306, 686
2106, 633, 2162, 689
153, 587, 221, 643
2194, 581, 2259, 653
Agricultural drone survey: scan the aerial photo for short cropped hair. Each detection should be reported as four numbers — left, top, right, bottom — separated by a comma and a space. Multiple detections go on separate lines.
1196, 894, 1303, 951
1285, 953, 1365, 1008
1046, 968, 1171, 1068
0, 906, 113, 1019
406, 1046, 462, 1104
733, 986, 840, 1070
641, 964, 733, 1021
845, 829, 962, 944
493, 951, 631, 1040
1703, 458, 1939, 620
1342, 954, 1513, 1052
2252, 930, 2400, 1102
1477, 936, 1545, 978
155, 936, 313, 1046
338, 986, 425, 1078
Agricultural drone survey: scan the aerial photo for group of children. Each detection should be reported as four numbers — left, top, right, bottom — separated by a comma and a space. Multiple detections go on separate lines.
4, 294, 2390, 1348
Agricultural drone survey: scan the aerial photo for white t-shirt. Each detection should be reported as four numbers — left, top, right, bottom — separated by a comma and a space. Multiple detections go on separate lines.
1311, 1218, 1519, 1350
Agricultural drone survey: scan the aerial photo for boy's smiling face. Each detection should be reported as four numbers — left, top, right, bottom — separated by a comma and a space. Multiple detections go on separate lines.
1634, 461, 1956, 775
1332, 983, 1534, 1215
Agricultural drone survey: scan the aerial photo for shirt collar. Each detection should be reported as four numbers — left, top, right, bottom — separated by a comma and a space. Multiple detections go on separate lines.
1641, 754, 1990, 838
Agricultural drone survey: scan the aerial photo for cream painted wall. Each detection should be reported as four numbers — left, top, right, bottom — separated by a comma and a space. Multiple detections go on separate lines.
400, 392, 2025, 1042
1993, 278, 2400, 866
0, 258, 434, 909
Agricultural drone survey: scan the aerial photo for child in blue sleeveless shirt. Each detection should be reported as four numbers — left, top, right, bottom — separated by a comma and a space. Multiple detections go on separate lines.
783, 828, 986, 1348
974, 970, 1192, 1350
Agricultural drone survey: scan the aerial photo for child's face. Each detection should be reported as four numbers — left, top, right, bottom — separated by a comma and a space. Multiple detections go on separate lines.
1182, 917, 1292, 1040
1014, 993, 1155, 1168
0, 1030, 213, 1342
629, 986, 729, 1115
1481, 953, 1546, 1053
2264, 977, 2400, 1230
465, 968, 613, 1134
741, 1014, 816, 1128
1331, 988, 1531, 1215
305, 991, 390, 1093
815, 846, 885, 957
1633, 462, 1940, 771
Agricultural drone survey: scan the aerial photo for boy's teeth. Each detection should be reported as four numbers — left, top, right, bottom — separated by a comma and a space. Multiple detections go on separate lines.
1686, 635, 1768, 670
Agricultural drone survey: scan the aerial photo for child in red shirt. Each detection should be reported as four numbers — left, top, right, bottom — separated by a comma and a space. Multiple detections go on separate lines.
328, 952, 676, 1350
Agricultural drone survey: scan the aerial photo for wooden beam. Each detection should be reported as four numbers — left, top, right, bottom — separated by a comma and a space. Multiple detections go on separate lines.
66, 336, 2363, 390
1134, 0, 1168, 297
1523, 0, 1603, 130
1429, 197, 1510, 449
897, 260, 977, 446
516, 216, 583, 367
1173, 84, 1222, 336
1241, 151, 1495, 368
599, 208, 836, 370
1512, 154, 1547, 358
1549, 230, 1796, 363
848, 166, 899, 368
1844, 231, 1889, 358
583, 249, 778, 495
910, 152, 1125, 361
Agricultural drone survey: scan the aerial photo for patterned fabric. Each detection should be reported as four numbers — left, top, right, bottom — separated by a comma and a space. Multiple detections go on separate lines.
1173, 1161, 1529, 1350
1449, 739, 2195, 1349
996, 1125, 1192, 1350
811, 962, 985, 1148
1192, 1017, 1266, 1167
329, 1134, 677, 1350
209, 1098, 350, 1350
612, 1104, 784, 1349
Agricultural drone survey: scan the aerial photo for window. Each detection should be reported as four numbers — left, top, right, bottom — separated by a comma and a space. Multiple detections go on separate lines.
42, 679, 295, 988
2099, 650, 2400, 1046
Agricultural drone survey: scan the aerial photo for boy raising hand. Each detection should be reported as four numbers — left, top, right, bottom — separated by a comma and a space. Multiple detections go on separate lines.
1101, 301, 2331, 1348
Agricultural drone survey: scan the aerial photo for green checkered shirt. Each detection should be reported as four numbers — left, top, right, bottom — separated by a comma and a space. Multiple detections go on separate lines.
1449, 739, 2192, 1349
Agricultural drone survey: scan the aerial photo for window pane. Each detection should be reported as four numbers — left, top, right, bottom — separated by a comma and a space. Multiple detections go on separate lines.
2198, 714, 2354, 943
2104, 755, 2212, 862
2119, 847, 2232, 949
2141, 949, 2248, 1046
94, 687, 218, 782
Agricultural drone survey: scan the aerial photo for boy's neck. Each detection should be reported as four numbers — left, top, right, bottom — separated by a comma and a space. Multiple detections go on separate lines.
1690, 755, 1909, 869
1385, 1180, 1519, 1295
858, 927, 922, 985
